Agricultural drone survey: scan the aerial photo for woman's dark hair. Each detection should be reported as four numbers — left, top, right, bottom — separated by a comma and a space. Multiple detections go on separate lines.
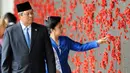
4, 12, 17, 24
45, 16, 61, 34
45, 16, 61, 29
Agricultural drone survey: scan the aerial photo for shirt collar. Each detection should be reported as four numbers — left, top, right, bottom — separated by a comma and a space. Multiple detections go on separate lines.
20, 20, 31, 30
8, 22, 15, 25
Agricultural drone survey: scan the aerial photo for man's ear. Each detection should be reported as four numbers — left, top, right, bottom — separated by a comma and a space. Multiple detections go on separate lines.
18, 14, 21, 19
18, 12, 23, 19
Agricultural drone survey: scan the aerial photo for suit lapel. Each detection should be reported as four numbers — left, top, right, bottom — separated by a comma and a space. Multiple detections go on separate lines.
17, 23, 29, 52
30, 23, 38, 52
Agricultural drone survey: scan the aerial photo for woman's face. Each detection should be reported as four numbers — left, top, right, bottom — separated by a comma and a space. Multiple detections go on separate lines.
53, 22, 63, 37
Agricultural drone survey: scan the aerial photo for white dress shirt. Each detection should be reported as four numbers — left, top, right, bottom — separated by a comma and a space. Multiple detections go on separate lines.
20, 21, 31, 40
53, 47, 62, 73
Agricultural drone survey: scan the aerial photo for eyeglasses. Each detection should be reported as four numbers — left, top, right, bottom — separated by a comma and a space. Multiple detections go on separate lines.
23, 12, 34, 16
20, 11, 34, 16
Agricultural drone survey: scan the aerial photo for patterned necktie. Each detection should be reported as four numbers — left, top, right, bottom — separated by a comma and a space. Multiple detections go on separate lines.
25, 28, 31, 48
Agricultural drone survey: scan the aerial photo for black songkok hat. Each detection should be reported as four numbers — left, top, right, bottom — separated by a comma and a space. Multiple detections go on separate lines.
16, 1, 32, 12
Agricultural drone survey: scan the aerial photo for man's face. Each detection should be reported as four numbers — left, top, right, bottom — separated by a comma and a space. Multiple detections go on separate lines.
20, 9, 34, 25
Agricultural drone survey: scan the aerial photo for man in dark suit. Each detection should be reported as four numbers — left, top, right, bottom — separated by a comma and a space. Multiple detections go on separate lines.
1, 1, 56, 73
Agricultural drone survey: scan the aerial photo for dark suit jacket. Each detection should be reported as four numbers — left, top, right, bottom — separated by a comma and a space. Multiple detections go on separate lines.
1, 22, 56, 73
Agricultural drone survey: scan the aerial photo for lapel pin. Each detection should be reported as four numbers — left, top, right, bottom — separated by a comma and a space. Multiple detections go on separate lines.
35, 29, 37, 31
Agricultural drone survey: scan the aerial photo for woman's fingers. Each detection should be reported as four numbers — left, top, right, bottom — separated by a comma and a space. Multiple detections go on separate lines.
98, 36, 109, 44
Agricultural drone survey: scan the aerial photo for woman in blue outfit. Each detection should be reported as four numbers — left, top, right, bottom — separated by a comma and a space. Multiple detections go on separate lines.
45, 16, 108, 73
